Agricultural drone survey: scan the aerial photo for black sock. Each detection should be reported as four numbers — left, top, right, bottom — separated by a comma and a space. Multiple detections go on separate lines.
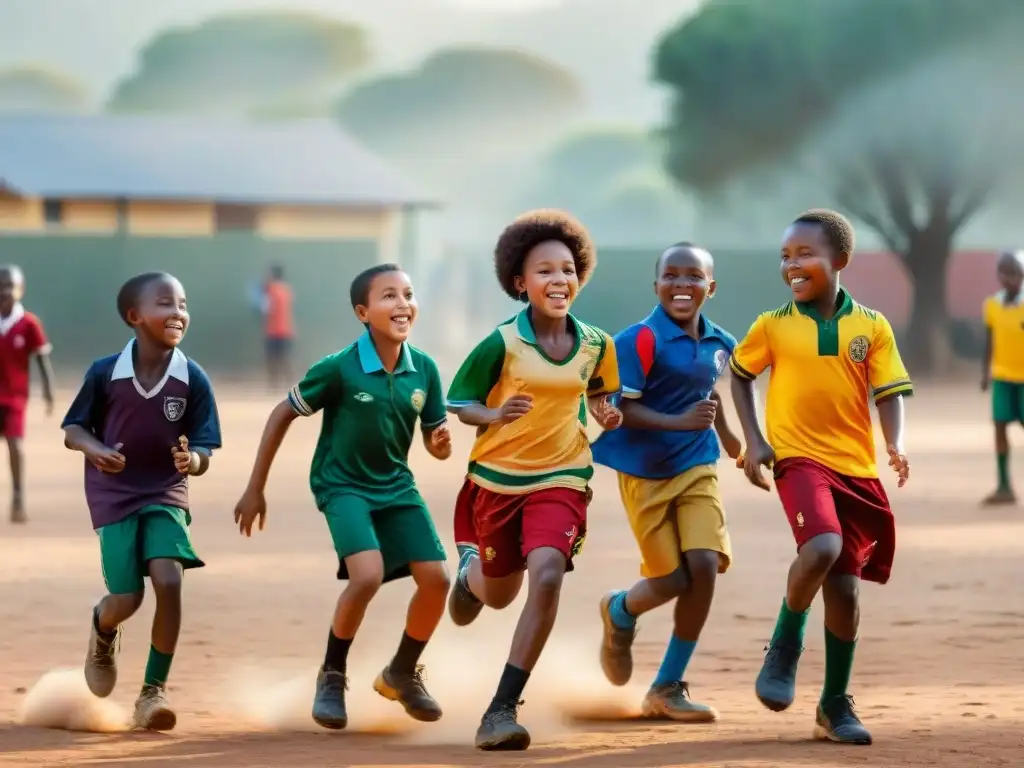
324, 630, 353, 674
389, 632, 428, 676
488, 663, 530, 711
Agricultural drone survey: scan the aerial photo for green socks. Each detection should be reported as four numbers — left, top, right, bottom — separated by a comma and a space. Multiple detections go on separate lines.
821, 627, 856, 703
997, 453, 1011, 491
770, 597, 808, 647
143, 646, 174, 689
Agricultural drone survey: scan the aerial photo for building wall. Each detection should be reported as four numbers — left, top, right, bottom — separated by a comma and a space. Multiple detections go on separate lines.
128, 201, 215, 236
62, 200, 121, 232
0, 195, 44, 231
256, 205, 400, 261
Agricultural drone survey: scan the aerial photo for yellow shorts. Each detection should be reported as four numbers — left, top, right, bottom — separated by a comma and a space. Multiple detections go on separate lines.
617, 463, 731, 579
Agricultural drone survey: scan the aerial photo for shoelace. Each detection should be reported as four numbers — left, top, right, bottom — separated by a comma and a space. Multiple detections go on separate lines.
92, 629, 121, 666
321, 670, 349, 693
488, 699, 525, 722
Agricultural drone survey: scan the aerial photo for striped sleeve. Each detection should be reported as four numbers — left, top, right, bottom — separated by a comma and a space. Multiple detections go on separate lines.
288, 354, 341, 416
868, 314, 913, 402
729, 314, 771, 381
615, 323, 655, 399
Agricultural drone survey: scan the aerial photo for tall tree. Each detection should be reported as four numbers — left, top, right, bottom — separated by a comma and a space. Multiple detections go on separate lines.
654, 0, 1024, 372
0, 66, 89, 113
107, 12, 369, 115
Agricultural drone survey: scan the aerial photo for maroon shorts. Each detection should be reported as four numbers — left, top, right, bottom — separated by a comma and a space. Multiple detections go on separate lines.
452, 477, 588, 578
774, 457, 895, 584
0, 405, 26, 439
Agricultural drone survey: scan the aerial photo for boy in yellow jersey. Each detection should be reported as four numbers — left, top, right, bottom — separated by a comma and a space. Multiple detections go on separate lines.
980, 250, 1024, 505
730, 210, 912, 746
446, 210, 622, 751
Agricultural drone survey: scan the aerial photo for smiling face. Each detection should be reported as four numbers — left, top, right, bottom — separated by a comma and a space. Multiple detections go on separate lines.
655, 246, 715, 325
514, 240, 579, 319
127, 275, 189, 348
780, 222, 847, 303
355, 269, 417, 343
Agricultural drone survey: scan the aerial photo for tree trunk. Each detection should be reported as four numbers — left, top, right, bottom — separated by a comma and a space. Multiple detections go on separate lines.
901, 226, 954, 376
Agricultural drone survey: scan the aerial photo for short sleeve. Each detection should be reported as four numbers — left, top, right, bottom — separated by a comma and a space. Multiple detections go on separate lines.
186, 361, 223, 451
61, 361, 107, 433
588, 330, 620, 397
983, 296, 996, 328
446, 330, 506, 410
24, 315, 51, 356
419, 355, 448, 430
729, 314, 772, 380
868, 314, 913, 403
614, 324, 655, 399
288, 354, 342, 416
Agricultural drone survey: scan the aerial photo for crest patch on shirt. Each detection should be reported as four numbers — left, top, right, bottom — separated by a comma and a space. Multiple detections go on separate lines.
354, 392, 374, 403
411, 389, 426, 412
714, 349, 729, 374
163, 396, 187, 422
848, 335, 870, 363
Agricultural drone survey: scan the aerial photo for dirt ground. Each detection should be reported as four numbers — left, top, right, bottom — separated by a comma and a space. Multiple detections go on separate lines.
1, 384, 1022, 768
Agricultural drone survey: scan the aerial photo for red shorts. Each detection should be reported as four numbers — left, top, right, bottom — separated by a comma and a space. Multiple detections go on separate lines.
0, 405, 26, 439
452, 477, 588, 578
774, 457, 895, 584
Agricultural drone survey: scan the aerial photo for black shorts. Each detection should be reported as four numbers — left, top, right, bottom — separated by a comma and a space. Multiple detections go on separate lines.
265, 337, 292, 360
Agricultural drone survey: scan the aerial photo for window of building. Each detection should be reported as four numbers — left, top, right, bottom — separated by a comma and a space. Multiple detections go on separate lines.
42, 199, 64, 226
214, 204, 258, 232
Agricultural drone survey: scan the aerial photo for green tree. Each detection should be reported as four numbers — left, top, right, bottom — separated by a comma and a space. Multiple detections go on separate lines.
108, 12, 369, 115
654, 0, 1024, 372
0, 66, 89, 113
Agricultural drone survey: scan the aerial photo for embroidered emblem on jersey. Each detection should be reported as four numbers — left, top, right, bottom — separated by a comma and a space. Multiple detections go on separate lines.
354, 392, 374, 403
484, 546, 497, 561
848, 335, 870, 363
579, 359, 594, 381
714, 349, 729, 374
410, 389, 426, 412
163, 397, 186, 422
796, 512, 805, 528
12, 335, 23, 349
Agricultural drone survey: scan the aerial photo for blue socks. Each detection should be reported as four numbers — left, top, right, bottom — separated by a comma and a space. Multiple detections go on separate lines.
608, 591, 636, 629
653, 635, 697, 687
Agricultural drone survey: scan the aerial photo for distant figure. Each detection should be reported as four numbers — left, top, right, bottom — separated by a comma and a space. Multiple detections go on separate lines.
262, 265, 295, 388
0, 265, 55, 524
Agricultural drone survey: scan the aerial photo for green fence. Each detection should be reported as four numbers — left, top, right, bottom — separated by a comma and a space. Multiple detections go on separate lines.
1, 234, 379, 376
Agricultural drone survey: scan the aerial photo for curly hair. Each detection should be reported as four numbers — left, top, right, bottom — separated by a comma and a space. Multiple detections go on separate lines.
493, 209, 596, 302
793, 209, 855, 257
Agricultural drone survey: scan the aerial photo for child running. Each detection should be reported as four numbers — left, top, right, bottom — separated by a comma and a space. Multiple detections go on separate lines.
980, 249, 1024, 505
0, 265, 55, 523
61, 272, 222, 730
446, 209, 622, 751
730, 210, 912, 745
233, 263, 452, 730
591, 243, 742, 722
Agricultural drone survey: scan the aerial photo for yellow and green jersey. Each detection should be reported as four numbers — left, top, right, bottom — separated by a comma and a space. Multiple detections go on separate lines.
447, 309, 620, 494
983, 292, 1024, 383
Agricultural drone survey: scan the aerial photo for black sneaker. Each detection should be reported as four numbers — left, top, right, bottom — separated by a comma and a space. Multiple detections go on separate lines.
448, 548, 484, 627
373, 664, 443, 722
754, 641, 802, 712
311, 666, 348, 730
84, 607, 120, 698
814, 694, 873, 745
475, 699, 530, 751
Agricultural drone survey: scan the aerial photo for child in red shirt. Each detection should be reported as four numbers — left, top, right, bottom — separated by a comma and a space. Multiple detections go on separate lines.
0, 266, 55, 523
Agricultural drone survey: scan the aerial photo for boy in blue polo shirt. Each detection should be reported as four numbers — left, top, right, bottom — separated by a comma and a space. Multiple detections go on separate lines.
591, 243, 741, 721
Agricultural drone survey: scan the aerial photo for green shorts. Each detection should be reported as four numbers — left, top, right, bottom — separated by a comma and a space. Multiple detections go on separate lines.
97, 505, 203, 595
321, 490, 446, 583
992, 380, 1024, 424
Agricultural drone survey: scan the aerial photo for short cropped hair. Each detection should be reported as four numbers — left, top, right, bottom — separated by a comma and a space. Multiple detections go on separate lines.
998, 249, 1024, 270
494, 209, 595, 302
116, 272, 172, 326
350, 263, 402, 308
794, 209, 855, 257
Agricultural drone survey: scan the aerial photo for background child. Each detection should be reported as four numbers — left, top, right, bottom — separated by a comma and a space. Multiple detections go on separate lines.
61, 271, 222, 731
592, 243, 741, 722
0, 264, 55, 523
445, 209, 622, 751
980, 249, 1024, 505
233, 263, 452, 731
730, 210, 911, 746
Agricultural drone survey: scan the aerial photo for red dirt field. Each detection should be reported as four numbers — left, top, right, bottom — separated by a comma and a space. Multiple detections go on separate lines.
1, 384, 1022, 768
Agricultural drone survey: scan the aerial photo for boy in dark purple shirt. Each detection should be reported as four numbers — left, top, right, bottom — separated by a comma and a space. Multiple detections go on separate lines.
62, 272, 221, 731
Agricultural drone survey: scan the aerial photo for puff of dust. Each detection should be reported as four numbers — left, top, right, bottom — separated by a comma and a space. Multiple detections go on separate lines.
18, 669, 129, 733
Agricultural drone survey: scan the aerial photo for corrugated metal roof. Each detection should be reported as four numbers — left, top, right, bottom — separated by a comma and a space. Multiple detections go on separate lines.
0, 115, 436, 207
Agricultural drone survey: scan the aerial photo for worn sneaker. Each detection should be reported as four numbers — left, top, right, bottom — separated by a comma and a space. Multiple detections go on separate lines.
475, 699, 530, 751
448, 547, 484, 627
373, 664, 443, 722
84, 608, 120, 698
9, 497, 26, 524
814, 694, 873, 745
982, 488, 1017, 506
599, 591, 636, 686
755, 641, 802, 712
311, 667, 349, 730
641, 681, 718, 723
133, 685, 177, 731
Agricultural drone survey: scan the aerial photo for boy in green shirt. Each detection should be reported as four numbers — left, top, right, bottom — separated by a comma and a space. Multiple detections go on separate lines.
233, 264, 452, 730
